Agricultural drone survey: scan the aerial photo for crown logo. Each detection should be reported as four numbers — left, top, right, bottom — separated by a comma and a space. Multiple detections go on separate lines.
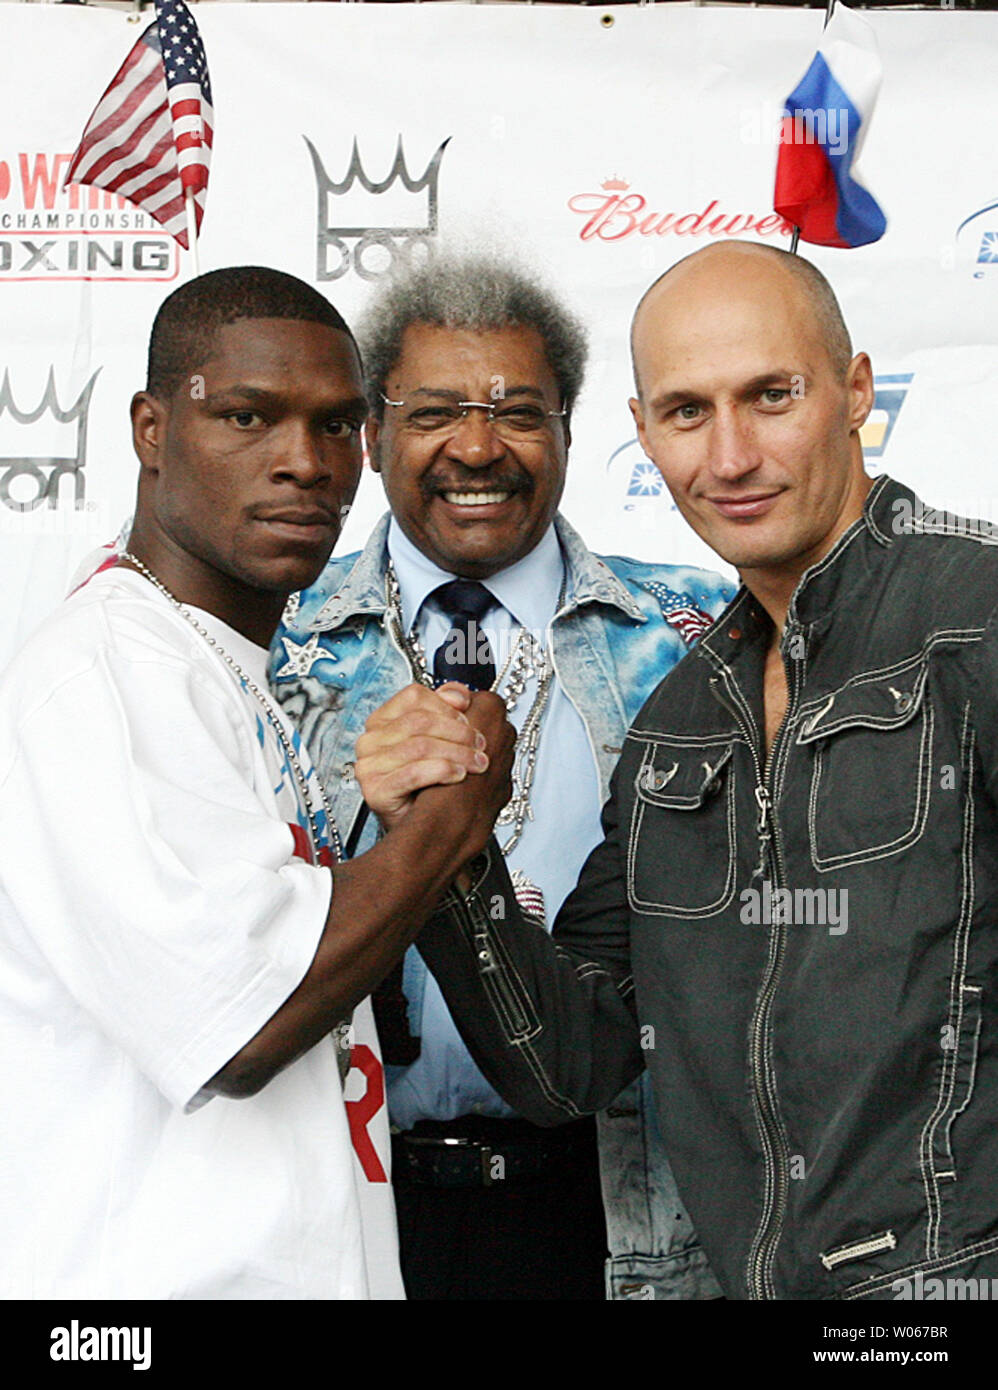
602, 175, 630, 191
306, 134, 451, 282
0, 367, 99, 512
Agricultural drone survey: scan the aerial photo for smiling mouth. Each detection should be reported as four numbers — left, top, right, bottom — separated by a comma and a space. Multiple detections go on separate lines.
440, 490, 514, 508
706, 492, 781, 518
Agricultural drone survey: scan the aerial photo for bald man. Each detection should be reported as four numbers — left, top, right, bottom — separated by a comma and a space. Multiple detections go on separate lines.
399, 241, 998, 1300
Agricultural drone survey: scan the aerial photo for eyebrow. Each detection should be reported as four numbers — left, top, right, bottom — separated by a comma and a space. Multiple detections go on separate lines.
647, 371, 805, 413
405, 386, 547, 401
204, 387, 368, 415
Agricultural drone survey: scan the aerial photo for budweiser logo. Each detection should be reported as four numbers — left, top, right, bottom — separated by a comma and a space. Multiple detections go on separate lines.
568, 188, 792, 244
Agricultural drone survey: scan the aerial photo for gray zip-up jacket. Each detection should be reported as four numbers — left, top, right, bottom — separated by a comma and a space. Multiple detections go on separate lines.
419, 475, 998, 1300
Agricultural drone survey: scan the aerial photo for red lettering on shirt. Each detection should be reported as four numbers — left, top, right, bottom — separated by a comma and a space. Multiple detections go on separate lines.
345, 1044, 388, 1182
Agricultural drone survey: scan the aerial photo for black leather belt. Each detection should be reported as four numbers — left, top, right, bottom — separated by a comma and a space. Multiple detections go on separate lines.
392, 1115, 595, 1190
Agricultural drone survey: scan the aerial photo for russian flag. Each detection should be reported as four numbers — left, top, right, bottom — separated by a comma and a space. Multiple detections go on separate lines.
774, 2, 887, 248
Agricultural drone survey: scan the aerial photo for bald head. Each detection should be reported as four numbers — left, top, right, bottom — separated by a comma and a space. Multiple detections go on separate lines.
630, 242, 852, 400
625, 238, 874, 598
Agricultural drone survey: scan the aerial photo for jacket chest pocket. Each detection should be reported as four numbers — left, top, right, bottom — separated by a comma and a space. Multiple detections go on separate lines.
626, 740, 737, 918
796, 663, 934, 872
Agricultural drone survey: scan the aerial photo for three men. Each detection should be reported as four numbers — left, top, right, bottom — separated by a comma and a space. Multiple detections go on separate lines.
0, 267, 512, 1299
271, 253, 732, 1299
412, 240, 998, 1298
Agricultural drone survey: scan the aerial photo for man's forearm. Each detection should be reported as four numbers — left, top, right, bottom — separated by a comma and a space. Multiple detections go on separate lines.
208, 786, 500, 1098
418, 840, 643, 1126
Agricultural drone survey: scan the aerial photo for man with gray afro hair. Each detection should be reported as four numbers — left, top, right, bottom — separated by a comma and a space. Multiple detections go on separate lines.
270, 245, 733, 1302
358, 251, 588, 428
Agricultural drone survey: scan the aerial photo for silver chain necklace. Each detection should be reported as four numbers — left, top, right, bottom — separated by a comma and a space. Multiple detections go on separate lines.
118, 553, 343, 865
385, 561, 555, 856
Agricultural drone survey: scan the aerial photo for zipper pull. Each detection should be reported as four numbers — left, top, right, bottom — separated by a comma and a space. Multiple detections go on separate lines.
753, 784, 772, 880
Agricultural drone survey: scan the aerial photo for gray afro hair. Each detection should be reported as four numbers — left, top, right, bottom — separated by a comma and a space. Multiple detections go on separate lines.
357, 250, 589, 421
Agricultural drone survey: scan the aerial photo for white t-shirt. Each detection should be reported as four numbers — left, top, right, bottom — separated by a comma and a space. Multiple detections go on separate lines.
0, 568, 401, 1299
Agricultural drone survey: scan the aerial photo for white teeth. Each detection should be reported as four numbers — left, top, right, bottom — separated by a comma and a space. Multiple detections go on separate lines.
442, 491, 512, 507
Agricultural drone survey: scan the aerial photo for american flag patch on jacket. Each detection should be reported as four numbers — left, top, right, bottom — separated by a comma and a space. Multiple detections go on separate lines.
642, 581, 715, 647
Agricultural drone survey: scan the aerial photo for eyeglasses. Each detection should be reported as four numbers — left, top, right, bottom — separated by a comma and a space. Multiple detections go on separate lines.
381, 393, 566, 440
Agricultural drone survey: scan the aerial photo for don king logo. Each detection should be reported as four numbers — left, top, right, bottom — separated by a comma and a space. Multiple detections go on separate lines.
305, 135, 450, 282
0, 368, 99, 512
612, 374, 913, 505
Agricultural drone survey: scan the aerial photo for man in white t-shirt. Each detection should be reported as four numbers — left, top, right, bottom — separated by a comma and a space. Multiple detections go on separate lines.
0, 266, 513, 1300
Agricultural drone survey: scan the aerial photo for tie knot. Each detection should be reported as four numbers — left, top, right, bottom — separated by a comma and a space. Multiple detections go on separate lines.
432, 579, 496, 623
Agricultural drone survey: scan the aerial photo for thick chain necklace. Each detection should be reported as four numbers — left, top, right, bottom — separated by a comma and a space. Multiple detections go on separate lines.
118, 553, 343, 865
385, 561, 555, 856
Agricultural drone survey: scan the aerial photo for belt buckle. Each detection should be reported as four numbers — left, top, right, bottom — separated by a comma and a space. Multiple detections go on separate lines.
480, 1143, 495, 1187
444, 1135, 496, 1187
401, 1131, 498, 1187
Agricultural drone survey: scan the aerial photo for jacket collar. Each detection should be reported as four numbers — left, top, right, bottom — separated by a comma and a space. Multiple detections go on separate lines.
787, 472, 902, 631
699, 474, 908, 671
308, 514, 392, 630
554, 513, 646, 621
307, 511, 646, 631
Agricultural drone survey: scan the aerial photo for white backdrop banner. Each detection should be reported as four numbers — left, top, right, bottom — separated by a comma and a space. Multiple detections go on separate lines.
2, 2, 998, 668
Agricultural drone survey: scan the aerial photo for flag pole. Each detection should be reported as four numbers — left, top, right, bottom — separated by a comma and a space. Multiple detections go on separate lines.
185, 188, 201, 276
789, 0, 837, 256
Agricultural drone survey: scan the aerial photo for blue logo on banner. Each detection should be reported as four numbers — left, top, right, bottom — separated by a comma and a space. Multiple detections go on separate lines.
860, 373, 912, 462
955, 199, 998, 278
626, 458, 664, 498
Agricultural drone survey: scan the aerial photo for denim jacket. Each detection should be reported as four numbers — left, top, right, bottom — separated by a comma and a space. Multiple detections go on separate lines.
269, 511, 734, 1299
417, 476, 998, 1298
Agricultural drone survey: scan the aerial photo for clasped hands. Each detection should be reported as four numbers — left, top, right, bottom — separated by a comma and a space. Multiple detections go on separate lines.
355, 682, 516, 844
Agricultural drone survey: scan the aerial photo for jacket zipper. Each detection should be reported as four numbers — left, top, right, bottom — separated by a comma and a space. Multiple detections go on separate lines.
454, 857, 532, 1036
709, 624, 802, 1300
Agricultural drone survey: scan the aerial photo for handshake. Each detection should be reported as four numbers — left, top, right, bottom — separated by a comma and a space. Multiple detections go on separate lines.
355, 681, 517, 853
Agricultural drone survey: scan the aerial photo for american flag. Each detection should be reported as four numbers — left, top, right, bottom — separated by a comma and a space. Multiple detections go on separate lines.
66, 0, 213, 250
643, 581, 716, 648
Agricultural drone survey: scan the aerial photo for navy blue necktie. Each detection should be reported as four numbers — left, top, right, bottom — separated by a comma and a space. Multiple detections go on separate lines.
431, 580, 497, 690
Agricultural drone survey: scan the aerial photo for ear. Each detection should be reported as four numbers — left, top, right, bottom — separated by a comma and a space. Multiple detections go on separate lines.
130, 391, 168, 474
364, 412, 383, 474
845, 353, 875, 434
629, 395, 652, 459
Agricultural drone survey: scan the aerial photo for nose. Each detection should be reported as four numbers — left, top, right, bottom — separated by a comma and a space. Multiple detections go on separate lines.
443, 407, 507, 468
709, 404, 763, 481
269, 419, 330, 487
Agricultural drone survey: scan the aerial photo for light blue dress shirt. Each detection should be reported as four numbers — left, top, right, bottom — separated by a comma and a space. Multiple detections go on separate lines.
386, 519, 604, 1125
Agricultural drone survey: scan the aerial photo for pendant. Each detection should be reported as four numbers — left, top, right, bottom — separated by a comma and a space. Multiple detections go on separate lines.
509, 869, 546, 928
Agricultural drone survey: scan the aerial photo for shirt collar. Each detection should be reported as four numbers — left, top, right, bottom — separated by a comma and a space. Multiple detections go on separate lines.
387, 517, 565, 633
306, 510, 646, 632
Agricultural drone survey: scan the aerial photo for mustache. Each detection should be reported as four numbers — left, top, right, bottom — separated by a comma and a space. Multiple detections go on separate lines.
420, 470, 533, 500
